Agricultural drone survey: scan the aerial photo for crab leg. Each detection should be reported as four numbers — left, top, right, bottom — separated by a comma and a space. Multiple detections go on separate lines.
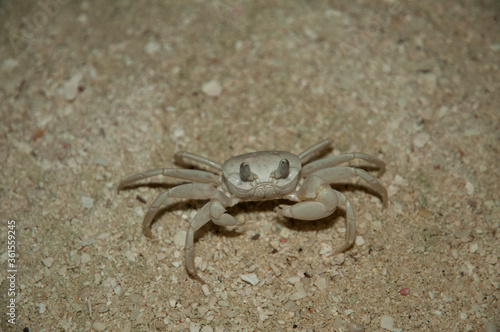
142, 183, 217, 238
298, 138, 333, 163
334, 190, 356, 252
173, 151, 222, 172
184, 203, 212, 283
302, 152, 386, 177
276, 165, 387, 253
276, 181, 339, 220
117, 168, 220, 191
184, 195, 242, 283
312, 166, 388, 208
275, 180, 356, 252
209, 199, 244, 226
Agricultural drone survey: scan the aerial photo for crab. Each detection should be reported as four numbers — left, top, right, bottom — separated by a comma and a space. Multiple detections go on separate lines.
118, 138, 387, 282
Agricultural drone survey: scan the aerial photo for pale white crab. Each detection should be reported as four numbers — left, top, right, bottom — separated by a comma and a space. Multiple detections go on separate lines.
118, 139, 387, 282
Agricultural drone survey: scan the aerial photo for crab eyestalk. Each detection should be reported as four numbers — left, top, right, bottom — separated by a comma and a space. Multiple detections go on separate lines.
239, 162, 254, 182
274, 158, 290, 179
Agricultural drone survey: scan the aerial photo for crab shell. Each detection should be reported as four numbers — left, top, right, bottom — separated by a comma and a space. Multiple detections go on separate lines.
222, 151, 301, 200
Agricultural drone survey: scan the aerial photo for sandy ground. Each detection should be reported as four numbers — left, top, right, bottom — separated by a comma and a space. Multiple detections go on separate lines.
1, 0, 499, 331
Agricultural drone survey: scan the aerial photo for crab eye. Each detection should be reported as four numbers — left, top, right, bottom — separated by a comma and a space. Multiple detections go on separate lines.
274, 158, 290, 179
239, 162, 254, 182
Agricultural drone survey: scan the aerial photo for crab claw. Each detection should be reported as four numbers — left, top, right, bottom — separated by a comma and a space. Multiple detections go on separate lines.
274, 205, 294, 218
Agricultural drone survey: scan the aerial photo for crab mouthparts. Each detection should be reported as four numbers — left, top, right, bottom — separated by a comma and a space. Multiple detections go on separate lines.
252, 183, 280, 199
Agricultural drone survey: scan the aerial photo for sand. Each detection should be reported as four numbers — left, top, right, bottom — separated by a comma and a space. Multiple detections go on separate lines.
0, 1, 499, 331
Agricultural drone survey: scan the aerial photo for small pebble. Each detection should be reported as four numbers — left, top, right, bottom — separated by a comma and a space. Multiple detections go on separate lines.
279, 227, 291, 238
134, 206, 144, 217
289, 284, 307, 300
58, 266, 67, 276
144, 40, 161, 55
125, 250, 136, 262
469, 243, 478, 254
218, 300, 229, 307
441, 293, 453, 303
454, 229, 472, 239
394, 175, 406, 185
81, 238, 96, 247
227, 309, 238, 318
64, 72, 83, 100
81, 195, 93, 209
155, 321, 167, 329
400, 288, 410, 296
42, 257, 54, 268
485, 322, 498, 332
331, 253, 345, 266
284, 300, 299, 311
304, 26, 318, 40
269, 263, 281, 276
38, 303, 47, 314
462, 262, 475, 276
412, 131, 430, 148
201, 80, 222, 96
348, 322, 365, 332
314, 277, 327, 291
81, 253, 91, 264
172, 127, 185, 139
355, 235, 365, 246
92, 321, 106, 332
202, 284, 211, 296
380, 315, 394, 330
2, 58, 18, 71
465, 181, 475, 195
130, 307, 140, 321
240, 273, 259, 285
319, 245, 332, 255
460, 312, 468, 320
93, 156, 108, 166
486, 254, 498, 265
490, 42, 500, 51
173, 230, 187, 248
419, 72, 437, 93
70, 250, 80, 266
190, 322, 201, 332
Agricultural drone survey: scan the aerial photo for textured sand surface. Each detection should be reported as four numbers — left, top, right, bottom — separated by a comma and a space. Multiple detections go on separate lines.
1, 1, 499, 331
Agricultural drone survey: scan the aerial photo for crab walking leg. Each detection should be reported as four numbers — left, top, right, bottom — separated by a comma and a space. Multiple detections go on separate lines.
333, 190, 356, 252
142, 183, 217, 238
184, 203, 212, 283
117, 168, 219, 191
173, 151, 223, 172
298, 138, 333, 163
313, 167, 388, 208
302, 152, 386, 176
185, 197, 243, 282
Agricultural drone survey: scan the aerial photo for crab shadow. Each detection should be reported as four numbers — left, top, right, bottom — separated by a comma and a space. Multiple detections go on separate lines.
122, 181, 384, 244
